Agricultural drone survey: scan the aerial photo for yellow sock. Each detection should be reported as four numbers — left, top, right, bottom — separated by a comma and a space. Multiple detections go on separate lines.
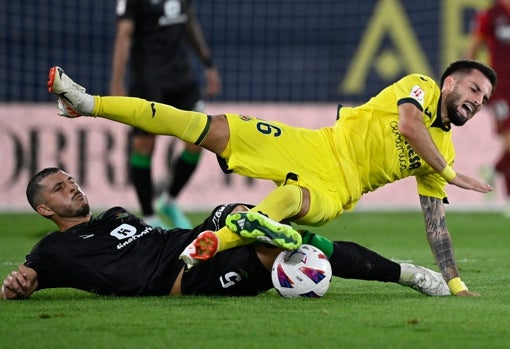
92, 96, 209, 144
215, 226, 254, 252
214, 185, 303, 252
251, 185, 303, 221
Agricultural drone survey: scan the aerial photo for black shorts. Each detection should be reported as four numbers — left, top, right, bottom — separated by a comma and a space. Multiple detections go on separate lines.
181, 246, 273, 296
130, 82, 201, 136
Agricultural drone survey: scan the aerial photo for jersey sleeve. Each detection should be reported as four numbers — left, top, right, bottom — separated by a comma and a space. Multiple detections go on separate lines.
415, 131, 455, 199
415, 173, 447, 199
24, 235, 72, 290
394, 74, 437, 114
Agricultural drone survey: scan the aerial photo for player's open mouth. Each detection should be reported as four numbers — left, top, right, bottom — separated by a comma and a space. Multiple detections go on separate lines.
460, 103, 474, 117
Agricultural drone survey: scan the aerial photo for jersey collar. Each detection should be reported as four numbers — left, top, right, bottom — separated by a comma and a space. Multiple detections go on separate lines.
431, 95, 451, 132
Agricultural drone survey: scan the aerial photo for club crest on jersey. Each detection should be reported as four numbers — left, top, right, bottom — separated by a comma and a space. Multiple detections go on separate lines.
115, 212, 129, 219
239, 114, 253, 121
410, 85, 425, 105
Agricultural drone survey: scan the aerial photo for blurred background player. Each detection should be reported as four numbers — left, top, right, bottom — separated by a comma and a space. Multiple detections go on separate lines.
110, 0, 221, 228
466, 0, 510, 217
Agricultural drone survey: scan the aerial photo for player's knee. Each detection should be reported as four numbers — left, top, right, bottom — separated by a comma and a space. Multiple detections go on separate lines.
200, 114, 229, 154
276, 185, 305, 218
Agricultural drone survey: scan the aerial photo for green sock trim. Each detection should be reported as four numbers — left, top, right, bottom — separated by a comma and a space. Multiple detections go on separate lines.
181, 149, 201, 164
194, 114, 211, 145
300, 230, 334, 258
130, 153, 152, 168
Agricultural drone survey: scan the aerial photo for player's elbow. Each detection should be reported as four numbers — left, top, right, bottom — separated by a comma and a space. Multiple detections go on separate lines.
397, 120, 414, 139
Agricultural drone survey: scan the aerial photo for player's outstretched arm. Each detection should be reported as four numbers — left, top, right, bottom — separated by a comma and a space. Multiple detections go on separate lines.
418, 195, 479, 297
448, 172, 493, 193
1, 265, 38, 300
398, 102, 492, 195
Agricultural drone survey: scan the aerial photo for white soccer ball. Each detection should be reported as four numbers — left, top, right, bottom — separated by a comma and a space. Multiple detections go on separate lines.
271, 244, 332, 298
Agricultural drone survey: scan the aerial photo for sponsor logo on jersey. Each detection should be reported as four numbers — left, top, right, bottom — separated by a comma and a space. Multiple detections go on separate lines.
110, 224, 137, 240
390, 121, 422, 172
109, 224, 153, 250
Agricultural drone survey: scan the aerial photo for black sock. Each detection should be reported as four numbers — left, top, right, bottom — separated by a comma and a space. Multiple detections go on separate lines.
130, 165, 154, 216
329, 241, 400, 282
169, 150, 200, 197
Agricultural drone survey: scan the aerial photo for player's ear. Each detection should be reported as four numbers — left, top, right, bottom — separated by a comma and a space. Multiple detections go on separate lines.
443, 75, 456, 92
36, 204, 54, 218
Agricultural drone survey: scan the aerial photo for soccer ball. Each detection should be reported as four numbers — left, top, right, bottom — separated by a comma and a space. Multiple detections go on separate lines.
271, 244, 332, 298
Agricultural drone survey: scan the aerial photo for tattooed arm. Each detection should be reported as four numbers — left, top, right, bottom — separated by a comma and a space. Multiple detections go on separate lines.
419, 195, 479, 296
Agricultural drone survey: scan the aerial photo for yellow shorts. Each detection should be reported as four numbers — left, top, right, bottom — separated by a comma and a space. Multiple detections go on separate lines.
223, 113, 353, 226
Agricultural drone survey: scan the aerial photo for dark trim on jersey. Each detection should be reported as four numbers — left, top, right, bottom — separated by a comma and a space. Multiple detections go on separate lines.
216, 155, 233, 174
430, 96, 451, 132
194, 114, 211, 145
430, 110, 449, 131
336, 104, 343, 120
284, 172, 299, 184
397, 97, 423, 112
398, 96, 451, 132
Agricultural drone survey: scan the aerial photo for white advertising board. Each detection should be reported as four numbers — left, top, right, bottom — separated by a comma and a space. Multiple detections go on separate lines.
0, 103, 503, 212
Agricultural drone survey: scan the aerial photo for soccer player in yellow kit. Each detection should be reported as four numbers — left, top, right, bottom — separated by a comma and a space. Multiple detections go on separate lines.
48, 60, 496, 296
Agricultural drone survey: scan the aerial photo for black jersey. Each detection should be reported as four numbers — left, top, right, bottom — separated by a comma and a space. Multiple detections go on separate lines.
118, 0, 195, 89
25, 203, 243, 296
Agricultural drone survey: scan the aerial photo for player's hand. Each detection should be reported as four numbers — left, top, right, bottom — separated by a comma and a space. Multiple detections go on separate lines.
204, 67, 221, 97
449, 172, 492, 193
2, 265, 33, 299
455, 289, 480, 297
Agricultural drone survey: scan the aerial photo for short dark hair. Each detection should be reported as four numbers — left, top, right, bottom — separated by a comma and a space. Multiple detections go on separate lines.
26, 167, 61, 211
440, 60, 497, 89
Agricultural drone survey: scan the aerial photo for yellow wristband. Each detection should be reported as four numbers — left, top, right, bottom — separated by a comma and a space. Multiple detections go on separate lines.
447, 277, 467, 295
440, 166, 456, 182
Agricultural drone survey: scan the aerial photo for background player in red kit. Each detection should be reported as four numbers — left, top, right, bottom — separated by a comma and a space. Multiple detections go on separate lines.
467, 0, 510, 216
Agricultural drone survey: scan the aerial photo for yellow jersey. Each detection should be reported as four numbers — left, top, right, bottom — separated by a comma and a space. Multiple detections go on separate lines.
334, 73, 453, 203
223, 73, 453, 225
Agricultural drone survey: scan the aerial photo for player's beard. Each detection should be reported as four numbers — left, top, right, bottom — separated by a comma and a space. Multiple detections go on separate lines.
75, 202, 91, 217
63, 195, 91, 218
446, 105, 467, 126
445, 90, 468, 127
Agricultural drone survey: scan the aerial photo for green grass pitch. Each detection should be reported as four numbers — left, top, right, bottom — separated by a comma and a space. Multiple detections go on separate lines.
1, 210, 509, 349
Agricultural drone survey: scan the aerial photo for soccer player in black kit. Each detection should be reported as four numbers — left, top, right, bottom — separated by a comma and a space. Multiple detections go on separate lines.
1, 168, 450, 300
110, 0, 221, 229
